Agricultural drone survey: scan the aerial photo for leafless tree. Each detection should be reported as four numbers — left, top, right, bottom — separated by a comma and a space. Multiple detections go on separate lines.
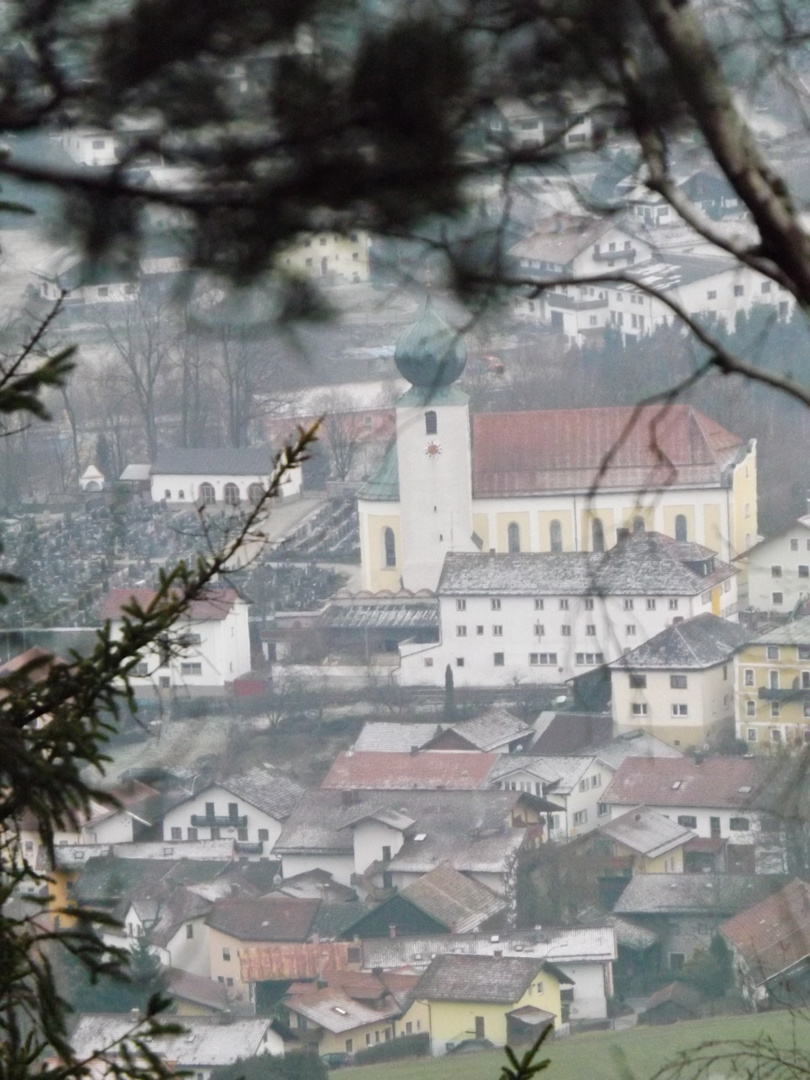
317, 389, 369, 481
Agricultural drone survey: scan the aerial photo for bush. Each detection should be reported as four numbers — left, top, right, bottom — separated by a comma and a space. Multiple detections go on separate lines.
352, 1033, 430, 1064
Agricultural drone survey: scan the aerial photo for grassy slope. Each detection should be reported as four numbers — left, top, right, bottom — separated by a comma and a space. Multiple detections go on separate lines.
342, 1012, 810, 1080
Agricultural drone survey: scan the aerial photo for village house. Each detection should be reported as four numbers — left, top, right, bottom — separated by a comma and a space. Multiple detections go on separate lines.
413, 953, 571, 1053
601, 756, 769, 873
735, 616, 810, 750
610, 613, 750, 748
100, 586, 252, 695
612, 874, 784, 975
149, 447, 302, 506
123, 887, 214, 978
591, 807, 697, 875
399, 533, 738, 688
737, 511, 810, 614
720, 878, 810, 1009
161, 765, 305, 854
360, 926, 617, 1023
67, 1014, 284, 1079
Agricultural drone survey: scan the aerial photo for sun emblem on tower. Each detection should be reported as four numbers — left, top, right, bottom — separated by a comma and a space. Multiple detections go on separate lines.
425, 441, 442, 458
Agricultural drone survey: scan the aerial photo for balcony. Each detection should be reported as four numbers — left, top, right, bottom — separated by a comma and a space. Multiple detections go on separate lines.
235, 841, 263, 855
758, 685, 810, 702
190, 814, 247, 828
593, 247, 637, 263
546, 292, 608, 310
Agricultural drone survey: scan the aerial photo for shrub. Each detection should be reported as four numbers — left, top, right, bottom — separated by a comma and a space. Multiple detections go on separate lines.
352, 1033, 430, 1064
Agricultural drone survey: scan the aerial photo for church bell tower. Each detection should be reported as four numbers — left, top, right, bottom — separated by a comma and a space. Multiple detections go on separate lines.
394, 297, 476, 592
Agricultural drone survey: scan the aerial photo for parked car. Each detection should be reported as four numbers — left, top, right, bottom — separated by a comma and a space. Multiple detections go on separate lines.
446, 1039, 495, 1054
321, 1053, 354, 1069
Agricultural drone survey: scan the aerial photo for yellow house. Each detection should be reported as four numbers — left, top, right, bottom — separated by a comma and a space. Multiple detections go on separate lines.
592, 807, 695, 874
413, 954, 570, 1054
281, 231, 371, 284
282, 972, 424, 1056
735, 616, 810, 751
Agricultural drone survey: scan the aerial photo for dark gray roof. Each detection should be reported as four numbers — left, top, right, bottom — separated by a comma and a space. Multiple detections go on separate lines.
218, 766, 305, 821
357, 441, 399, 502
610, 613, 751, 671
447, 708, 534, 751
151, 447, 275, 476
322, 601, 438, 631
613, 874, 785, 916
438, 533, 735, 597
415, 954, 546, 1003
400, 864, 506, 932
579, 731, 683, 770
749, 615, 810, 647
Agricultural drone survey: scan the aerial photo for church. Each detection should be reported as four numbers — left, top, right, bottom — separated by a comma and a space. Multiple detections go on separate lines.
357, 299, 758, 594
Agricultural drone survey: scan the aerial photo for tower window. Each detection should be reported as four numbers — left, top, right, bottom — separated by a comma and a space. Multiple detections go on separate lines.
383, 527, 396, 568
592, 518, 605, 553
507, 522, 521, 553
550, 520, 563, 553
675, 514, 688, 541
425, 411, 437, 435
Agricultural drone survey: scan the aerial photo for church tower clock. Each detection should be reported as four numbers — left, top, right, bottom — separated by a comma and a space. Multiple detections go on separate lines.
393, 297, 476, 592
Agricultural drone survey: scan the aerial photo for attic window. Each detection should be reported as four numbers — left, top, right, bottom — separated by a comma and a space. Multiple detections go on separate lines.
333, 1007, 348, 1016
414, 833, 427, 841
671, 781, 682, 789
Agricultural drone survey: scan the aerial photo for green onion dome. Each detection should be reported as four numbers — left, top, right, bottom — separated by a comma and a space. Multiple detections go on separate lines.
394, 296, 467, 387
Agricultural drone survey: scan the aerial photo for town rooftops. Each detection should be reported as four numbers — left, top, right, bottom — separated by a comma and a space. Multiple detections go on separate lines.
438, 532, 735, 597
361, 926, 617, 971
532, 711, 613, 755
239, 941, 354, 983
415, 953, 571, 1004
353, 722, 438, 754
150, 447, 275, 476
507, 214, 615, 267
747, 615, 810, 647
435, 708, 534, 752
321, 601, 438, 631
720, 879, 810, 987
489, 754, 595, 793
99, 586, 241, 622
398, 863, 507, 933
597, 807, 696, 859
320, 751, 498, 791
579, 730, 683, 771
68, 1014, 277, 1067
167, 967, 230, 1012
613, 874, 784, 916
285, 985, 403, 1033
472, 404, 745, 498
205, 897, 320, 942
212, 765, 305, 821
610, 613, 751, 671
602, 755, 761, 810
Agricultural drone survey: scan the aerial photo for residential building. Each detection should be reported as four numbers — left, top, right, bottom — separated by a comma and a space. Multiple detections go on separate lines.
601, 756, 767, 871
612, 873, 784, 973
592, 807, 696, 875
738, 513, 810, 614
610, 613, 750, 748
489, 754, 611, 840
67, 1014, 283, 1078
399, 533, 738, 687
413, 954, 571, 1053
122, 888, 214, 977
361, 927, 617, 1023
149, 446, 302, 506
735, 617, 810, 750
720, 878, 810, 1008
100, 586, 251, 694
161, 766, 305, 853
280, 230, 372, 284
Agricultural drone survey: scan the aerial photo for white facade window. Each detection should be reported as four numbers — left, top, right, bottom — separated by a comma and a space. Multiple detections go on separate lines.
559, 599, 569, 610
646, 599, 656, 610
671, 704, 688, 716
746, 700, 756, 716
624, 599, 634, 611
561, 625, 571, 636
534, 624, 544, 636
534, 599, 544, 610
573, 810, 588, 826
626, 625, 637, 637
632, 703, 648, 716
493, 625, 503, 636
744, 669, 755, 686
456, 626, 467, 637
747, 727, 757, 741
456, 599, 466, 611
491, 599, 501, 611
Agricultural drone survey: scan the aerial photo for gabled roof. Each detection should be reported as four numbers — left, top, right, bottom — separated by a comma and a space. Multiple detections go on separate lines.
388, 828, 528, 876
399, 864, 507, 933
602, 756, 760, 810
747, 615, 810, 647
285, 986, 403, 1033
597, 807, 696, 859
69, 1014, 277, 1067
353, 722, 438, 754
239, 941, 354, 983
609, 613, 751, 671
320, 751, 498, 791
472, 404, 744, 498
720, 879, 810, 986
205, 897, 320, 942
151, 447, 274, 476
579, 731, 683, 771
167, 968, 229, 1012
99, 586, 241, 622
507, 214, 616, 267
438, 533, 736, 598
416, 954, 567, 1004
738, 514, 810, 559
438, 709, 534, 752
613, 874, 783, 916
215, 766, 305, 821
489, 754, 594, 793
532, 712, 612, 755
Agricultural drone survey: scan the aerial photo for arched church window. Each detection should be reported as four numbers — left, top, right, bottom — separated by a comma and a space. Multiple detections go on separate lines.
383, 527, 396, 568
425, 410, 437, 435
550, 520, 563, 553
248, 483, 264, 505
633, 516, 646, 534
199, 482, 215, 505
224, 482, 240, 506
592, 518, 605, 553
675, 514, 688, 542
508, 522, 521, 553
